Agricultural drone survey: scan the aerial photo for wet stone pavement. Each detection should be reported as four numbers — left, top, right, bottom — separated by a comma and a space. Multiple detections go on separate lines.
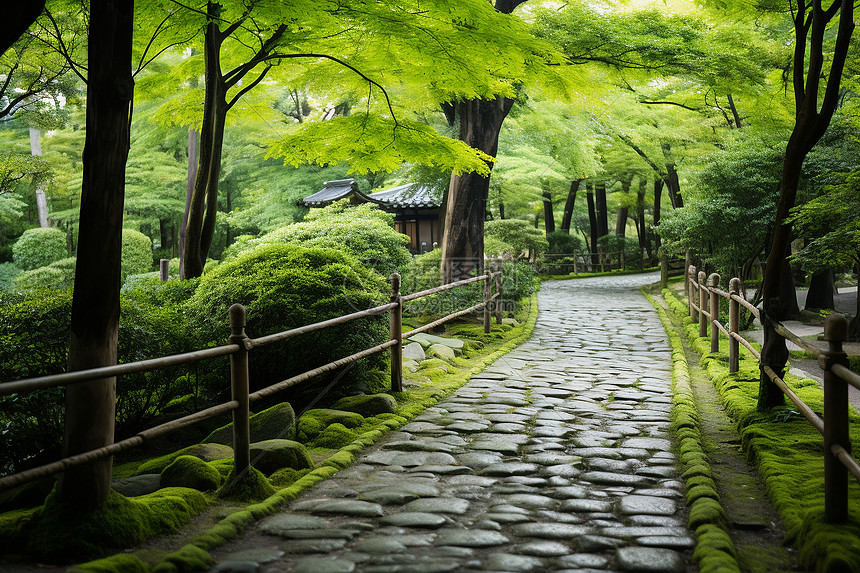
211, 272, 694, 573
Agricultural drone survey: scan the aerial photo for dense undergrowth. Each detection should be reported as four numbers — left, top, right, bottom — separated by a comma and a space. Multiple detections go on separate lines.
662, 285, 860, 573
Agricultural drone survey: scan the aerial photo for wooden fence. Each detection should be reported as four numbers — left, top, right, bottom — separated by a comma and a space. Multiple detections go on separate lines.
686, 265, 860, 522
0, 266, 503, 493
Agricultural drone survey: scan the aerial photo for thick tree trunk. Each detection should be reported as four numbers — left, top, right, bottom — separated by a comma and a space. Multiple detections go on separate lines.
58, 0, 133, 510
636, 177, 650, 257
805, 269, 835, 310
498, 200, 505, 220
183, 15, 226, 279
441, 97, 512, 282
586, 185, 599, 268
653, 178, 663, 253
439, 0, 526, 281
542, 190, 555, 234
179, 127, 197, 280
595, 182, 608, 238
560, 179, 580, 233
615, 207, 628, 236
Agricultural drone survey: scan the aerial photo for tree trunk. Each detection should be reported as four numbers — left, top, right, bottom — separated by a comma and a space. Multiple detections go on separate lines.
29, 127, 50, 227
183, 13, 227, 279
498, 200, 505, 220
542, 189, 555, 234
664, 160, 683, 208
441, 97, 512, 282
653, 178, 663, 253
179, 127, 197, 280
727, 93, 742, 129
595, 182, 608, 238
636, 177, 650, 257
586, 185, 599, 268
615, 207, 628, 236
57, 0, 133, 511
560, 179, 580, 234
805, 269, 835, 310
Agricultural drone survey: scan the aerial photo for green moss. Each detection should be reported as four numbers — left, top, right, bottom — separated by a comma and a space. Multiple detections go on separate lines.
23, 487, 207, 563
249, 439, 314, 474
134, 443, 233, 476
687, 484, 721, 504
67, 554, 149, 573
330, 393, 397, 416
217, 466, 276, 502
161, 455, 223, 491
150, 544, 212, 573
203, 402, 296, 444
269, 467, 312, 487
296, 408, 364, 441
311, 423, 358, 449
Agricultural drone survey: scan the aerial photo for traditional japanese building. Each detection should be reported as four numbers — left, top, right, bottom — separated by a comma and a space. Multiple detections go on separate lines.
301, 178, 442, 253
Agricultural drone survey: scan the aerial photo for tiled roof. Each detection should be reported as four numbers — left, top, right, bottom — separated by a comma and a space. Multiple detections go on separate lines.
368, 183, 442, 209
300, 178, 361, 207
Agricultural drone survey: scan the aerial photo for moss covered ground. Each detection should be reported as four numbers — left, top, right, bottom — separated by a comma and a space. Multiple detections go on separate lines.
660, 284, 860, 573
1, 290, 539, 572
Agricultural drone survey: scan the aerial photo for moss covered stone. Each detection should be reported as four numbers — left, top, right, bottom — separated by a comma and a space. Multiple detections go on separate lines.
217, 467, 276, 502
135, 443, 233, 476
203, 402, 296, 445
0, 476, 54, 512
161, 455, 223, 492
296, 408, 364, 441
331, 393, 397, 416
249, 439, 314, 475
67, 554, 149, 573
150, 544, 213, 573
312, 423, 358, 449
23, 487, 207, 563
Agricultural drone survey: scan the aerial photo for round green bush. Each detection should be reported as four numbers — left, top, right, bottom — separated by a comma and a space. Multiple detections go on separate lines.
546, 230, 582, 254
228, 201, 410, 278
13, 257, 76, 291
12, 227, 68, 271
186, 243, 388, 397
121, 229, 153, 280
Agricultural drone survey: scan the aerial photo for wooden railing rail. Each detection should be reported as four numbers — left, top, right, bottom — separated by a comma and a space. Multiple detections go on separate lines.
0, 265, 503, 493
684, 265, 857, 522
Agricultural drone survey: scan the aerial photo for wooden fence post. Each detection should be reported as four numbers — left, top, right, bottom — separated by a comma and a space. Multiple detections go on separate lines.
822, 313, 850, 523
698, 271, 708, 338
228, 304, 250, 477
159, 259, 170, 282
389, 273, 402, 393
483, 271, 492, 334
709, 273, 720, 353
494, 264, 503, 324
729, 277, 740, 373
688, 265, 697, 322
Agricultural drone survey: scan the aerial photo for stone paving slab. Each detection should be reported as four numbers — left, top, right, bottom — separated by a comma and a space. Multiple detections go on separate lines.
209, 272, 695, 572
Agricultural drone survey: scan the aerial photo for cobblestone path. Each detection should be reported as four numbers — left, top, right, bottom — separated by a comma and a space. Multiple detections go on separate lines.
210, 272, 694, 573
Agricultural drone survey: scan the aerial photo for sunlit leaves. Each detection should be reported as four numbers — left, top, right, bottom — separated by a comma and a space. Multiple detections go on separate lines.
268, 113, 493, 176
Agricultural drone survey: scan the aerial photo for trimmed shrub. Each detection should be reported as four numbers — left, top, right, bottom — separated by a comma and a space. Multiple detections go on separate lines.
12, 228, 67, 271
186, 243, 388, 398
546, 230, 582, 254
484, 219, 548, 260
13, 257, 76, 291
121, 229, 153, 281
0, 262, 21, 291
225, 201, 410, 277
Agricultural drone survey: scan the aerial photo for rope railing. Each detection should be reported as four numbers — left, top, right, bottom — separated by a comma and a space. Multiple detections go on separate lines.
0, 263, 505, 494
685, 265, 857, 523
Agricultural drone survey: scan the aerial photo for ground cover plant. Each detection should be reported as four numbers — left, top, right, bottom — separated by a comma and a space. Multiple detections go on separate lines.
661, 284, 860, 573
